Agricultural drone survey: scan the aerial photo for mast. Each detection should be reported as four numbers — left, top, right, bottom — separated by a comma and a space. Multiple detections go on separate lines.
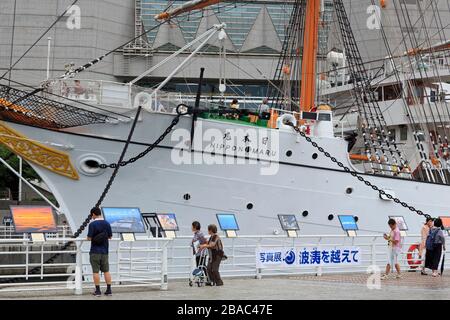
300, 0, 320, 112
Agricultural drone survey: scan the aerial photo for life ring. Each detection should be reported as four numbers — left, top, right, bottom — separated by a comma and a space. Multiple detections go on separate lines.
133, 92, 154, 111
276, 114, 297, 130
406, 244, 421, 269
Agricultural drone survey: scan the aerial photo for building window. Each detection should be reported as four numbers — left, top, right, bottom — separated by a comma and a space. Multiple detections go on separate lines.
400, 125, 408, 141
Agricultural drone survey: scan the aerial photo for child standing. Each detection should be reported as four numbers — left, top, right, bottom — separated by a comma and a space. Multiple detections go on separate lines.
381, 218, 402, 280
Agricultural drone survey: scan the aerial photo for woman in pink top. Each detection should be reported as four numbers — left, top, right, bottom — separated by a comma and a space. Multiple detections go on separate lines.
420, 217, 433, 275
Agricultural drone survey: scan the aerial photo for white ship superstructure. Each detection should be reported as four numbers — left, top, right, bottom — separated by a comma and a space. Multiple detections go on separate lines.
0, 0, 448, 250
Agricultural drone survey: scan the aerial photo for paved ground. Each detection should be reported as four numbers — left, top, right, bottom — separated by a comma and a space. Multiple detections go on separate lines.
1, 272, 450, 300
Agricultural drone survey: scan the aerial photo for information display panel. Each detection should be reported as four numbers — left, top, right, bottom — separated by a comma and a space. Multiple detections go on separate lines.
102, 207, 146, 233
440, 216, 450, 230
10, 206, 57, 233
156, 213, 179, 231
338, 215, 358, 231
216, 214, 239, 231
278, 215, 300, 231
389, 216, 409, 231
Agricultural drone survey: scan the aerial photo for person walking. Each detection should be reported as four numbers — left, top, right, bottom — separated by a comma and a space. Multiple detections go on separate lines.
87, 207, 113, 297
200, 224, 224, 286
425, 218, 446, 277
191, 221, 207, 267
420, 217, 434, 275
381, 218, 402, 280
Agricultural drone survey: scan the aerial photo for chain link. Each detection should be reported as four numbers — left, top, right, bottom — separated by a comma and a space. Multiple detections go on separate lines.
99, 116, 181, 169
288, 123, 432, 220
0, 105, 187, 285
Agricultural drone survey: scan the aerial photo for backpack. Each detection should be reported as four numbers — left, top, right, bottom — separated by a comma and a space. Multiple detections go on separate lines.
92, 230, 108, 246
426, 228, 439, 250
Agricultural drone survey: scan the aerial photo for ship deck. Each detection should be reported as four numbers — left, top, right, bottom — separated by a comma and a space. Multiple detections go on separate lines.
2, 273, 450, 300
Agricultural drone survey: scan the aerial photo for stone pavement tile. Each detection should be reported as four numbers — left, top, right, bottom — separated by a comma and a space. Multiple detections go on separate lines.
0, 274, 450, 300
290, 272, 450, 290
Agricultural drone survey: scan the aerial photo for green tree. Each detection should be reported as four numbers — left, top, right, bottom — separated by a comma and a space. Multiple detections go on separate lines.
0, 145, 41, 199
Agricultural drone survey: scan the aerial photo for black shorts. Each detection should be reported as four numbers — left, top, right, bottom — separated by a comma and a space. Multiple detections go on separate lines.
90, 253, 109, 273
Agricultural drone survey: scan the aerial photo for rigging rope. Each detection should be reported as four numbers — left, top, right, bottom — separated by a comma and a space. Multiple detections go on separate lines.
286, 122, 432, 221
0, 0, 81, 81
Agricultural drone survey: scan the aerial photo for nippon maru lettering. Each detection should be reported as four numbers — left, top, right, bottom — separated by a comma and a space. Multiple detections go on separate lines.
171, 124, 280, 168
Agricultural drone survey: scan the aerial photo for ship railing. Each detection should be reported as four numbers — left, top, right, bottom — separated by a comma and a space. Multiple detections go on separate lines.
44, 79, 174, 113
327, 50, 450, 89
0, 237, 171, 296
45, 79, 308, 118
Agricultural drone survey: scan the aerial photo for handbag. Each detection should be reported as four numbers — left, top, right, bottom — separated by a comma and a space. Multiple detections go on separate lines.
92, 230, 108, 245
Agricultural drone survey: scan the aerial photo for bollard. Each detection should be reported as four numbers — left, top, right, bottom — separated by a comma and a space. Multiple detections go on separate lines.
74, 242, 83, 295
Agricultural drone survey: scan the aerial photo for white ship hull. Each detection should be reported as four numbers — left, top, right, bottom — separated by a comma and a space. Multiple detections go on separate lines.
4, 111, 450, 237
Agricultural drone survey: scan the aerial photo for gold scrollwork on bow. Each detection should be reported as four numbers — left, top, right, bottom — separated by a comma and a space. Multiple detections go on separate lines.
0, 121, 79, 180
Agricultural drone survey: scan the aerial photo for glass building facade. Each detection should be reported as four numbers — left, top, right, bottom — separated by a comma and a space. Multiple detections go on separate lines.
141, 0, 333, 54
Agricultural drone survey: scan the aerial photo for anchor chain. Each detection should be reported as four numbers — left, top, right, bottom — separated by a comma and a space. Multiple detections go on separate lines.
74, 104, 189, 237
0, 105, 188, 285
287, 122, 432, 220
98, 107, 186, 169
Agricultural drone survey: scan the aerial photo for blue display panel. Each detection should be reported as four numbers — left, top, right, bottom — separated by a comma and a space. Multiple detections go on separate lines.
216, 214, 239, 231
156, 213, 179, 231
102, 207, 146, 233
338, 215, 358, 231
278, 215, 300, 231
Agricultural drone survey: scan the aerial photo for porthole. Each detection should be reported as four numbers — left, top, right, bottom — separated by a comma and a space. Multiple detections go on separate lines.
328, 214, 334, 221
346, 187, 353, 195
183, 194, 191, 201
312, 153, 318, 160
78, 154, 106, 177
286, 150, 293, 157
247, 203, 254, 210
302, 211, 309, 217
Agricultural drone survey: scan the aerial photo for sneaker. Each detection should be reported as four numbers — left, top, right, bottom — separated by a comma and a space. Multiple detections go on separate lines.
93, 290, 101, 297
380, 274, 389, 280
205, 282, 215, 286
421, 270, 428, 276
104, 289, 112, 296
396, 274, 402, 279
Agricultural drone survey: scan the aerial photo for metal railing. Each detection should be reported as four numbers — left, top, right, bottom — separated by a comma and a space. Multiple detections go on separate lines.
0, 233, 446, 296
167, 234, 449, 280
0, 225, 72, 240
0, 237, 171, 295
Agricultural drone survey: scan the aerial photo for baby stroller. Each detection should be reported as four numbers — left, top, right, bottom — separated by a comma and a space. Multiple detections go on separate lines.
189, 248, 209, 287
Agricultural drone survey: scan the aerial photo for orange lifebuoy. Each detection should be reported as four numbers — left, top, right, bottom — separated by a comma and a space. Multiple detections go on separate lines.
406, 244, 421, 269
